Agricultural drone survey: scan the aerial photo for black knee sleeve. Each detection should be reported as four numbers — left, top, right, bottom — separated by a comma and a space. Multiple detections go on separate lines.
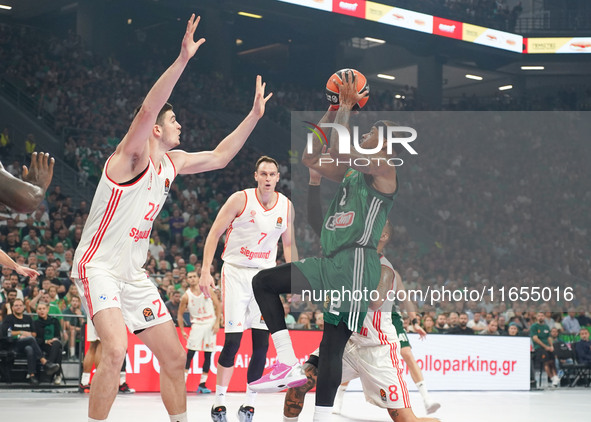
218, 332, 243, 368
203, 351, 212, 373
186, 349, 196, 370
247, 329, 270, 383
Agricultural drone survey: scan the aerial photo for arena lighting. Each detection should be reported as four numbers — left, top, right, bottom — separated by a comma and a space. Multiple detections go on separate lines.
498, 84, 513, 91
377, 74, 396, 80
465, 74, 483, 81
0, 5, 12, 10
364, 37, 386, 44
521, 65, 545, 70
238, 11, 263, 19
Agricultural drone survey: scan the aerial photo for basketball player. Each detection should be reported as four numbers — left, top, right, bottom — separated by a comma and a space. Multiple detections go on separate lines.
283, 256, 439, 422
71, 15, 272, 422
0, 151, 54, 280
178, 271, 221, 394
78, 318, 135, 394
250, 71, 400, 421
199, 156, 296, 422
282, 173, 439, 422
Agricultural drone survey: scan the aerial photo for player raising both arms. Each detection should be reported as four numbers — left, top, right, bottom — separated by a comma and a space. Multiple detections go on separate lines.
71, 14, 272, 422
250, 70, 401, 421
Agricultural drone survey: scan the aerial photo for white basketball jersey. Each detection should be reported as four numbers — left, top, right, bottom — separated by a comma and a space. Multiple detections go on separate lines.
72, 154, 176, 281
186, 289, 215, 325
221, 188, 289, 269
350, 255, 399, 347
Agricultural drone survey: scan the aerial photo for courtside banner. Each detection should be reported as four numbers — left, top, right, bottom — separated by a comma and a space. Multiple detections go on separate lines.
98, 328, 322, 392
349, 334, 531, 391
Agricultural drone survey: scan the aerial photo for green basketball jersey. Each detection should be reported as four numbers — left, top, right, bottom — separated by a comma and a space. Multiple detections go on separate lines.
320, 168, 396, 257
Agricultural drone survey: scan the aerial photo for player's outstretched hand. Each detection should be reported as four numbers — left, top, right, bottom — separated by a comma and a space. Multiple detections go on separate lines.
180, 14, 206, 62
251, 75, 273, 119
334, 69, 368, 109
15, 264, 39, 280
199, 272, 216, 298
22, 152, 54, 192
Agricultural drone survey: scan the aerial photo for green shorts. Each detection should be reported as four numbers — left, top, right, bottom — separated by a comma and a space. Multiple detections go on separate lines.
293, 247, 381, 333
391, 312, 410, 349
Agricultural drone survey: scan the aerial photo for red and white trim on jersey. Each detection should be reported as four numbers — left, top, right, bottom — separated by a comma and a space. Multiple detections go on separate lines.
372, 312, 410, 407
81, 277, 94, 318
76, 188, 123, 279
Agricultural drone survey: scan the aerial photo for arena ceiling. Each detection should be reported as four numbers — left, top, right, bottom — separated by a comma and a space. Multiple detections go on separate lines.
2, 0, 591, 99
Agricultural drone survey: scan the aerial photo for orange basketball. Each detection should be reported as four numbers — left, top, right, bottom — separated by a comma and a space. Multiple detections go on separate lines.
325, 68, 369, 110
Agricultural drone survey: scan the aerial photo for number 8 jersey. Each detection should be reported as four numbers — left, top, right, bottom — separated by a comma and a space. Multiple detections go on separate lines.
221, 188, 290, 269
72, 154, 176, 281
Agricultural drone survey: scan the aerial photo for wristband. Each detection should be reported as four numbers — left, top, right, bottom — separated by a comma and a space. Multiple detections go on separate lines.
411, 318, 419, 326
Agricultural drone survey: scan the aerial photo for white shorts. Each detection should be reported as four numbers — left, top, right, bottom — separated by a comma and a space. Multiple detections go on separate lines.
86, 317, 99, 342
74, 269, 171, 333
187, 322, 216, 352
221, 263, 267, 333
341, 341, 411, 409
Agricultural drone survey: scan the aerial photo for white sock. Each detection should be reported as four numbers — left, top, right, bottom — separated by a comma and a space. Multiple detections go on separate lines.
120, 372, 126, 385
81, 373, 91, 385
313, 405, 332, 421
89, 418, 105, 422
215, 385, 228, 406
169, 412, 188, 422
70, 347, 75, 356
272, 330, 298, 366
200, 373, 208, 385
245, 385, 257, 407
333, 384, 346, 411
283, 417, 299, 422
416, 380, 431, 403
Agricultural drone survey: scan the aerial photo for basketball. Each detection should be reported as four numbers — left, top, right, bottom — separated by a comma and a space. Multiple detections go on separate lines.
325, 68, 370, 110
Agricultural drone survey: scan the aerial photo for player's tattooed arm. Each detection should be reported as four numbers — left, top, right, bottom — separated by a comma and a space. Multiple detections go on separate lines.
283, 363, 317, 418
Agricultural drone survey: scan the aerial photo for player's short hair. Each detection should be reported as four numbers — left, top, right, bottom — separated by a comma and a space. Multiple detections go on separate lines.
133, 102, 174, 126
255, 156, 279, 172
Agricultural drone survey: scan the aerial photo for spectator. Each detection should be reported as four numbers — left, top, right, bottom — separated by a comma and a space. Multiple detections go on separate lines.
34, 302, 64, 384
577, 311, 591, 328
422, 315, 438, 334
574, 328, 591, 365
295, 313, 312, 330
467, 313, 487, 333
434, 313, 449, 333
531, 311, 560, 388
0, 298, 60, 384
562, 309, 582, 334
62, 295, 84, 359
479, 319, 500, 335
1, 288, 17, 320
497, 315, 508, 335
283, 301, 295, 328
314, 313, 324, 331
447, 312, 459, 330
506, 322, 520, 337
165, 290, 182, 326
448, 312, 474, 335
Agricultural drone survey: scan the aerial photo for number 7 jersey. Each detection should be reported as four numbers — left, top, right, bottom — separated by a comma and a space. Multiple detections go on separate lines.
72, 154, 176, 281
221, 188, 290, 269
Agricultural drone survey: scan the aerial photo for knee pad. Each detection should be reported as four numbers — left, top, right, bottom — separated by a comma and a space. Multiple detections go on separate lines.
218, 333, 243, 368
